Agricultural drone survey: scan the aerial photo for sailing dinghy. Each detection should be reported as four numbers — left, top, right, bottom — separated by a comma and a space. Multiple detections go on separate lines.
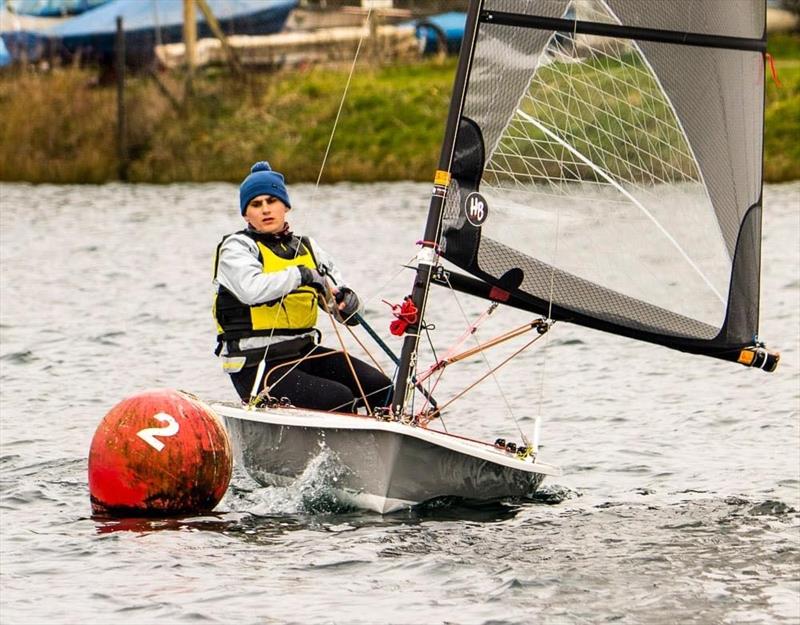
212, 0, 778, 514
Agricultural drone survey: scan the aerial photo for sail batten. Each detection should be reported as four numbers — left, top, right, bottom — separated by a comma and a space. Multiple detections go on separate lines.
480, 9, 766, 51
437, 0, 769, 365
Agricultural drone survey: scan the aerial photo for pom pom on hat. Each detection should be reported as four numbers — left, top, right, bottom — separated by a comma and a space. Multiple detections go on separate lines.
250, 161, 271, 174
239, 160, 291, 214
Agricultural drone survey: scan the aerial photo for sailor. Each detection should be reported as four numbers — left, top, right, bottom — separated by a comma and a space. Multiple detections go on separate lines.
213, 161, 392, 413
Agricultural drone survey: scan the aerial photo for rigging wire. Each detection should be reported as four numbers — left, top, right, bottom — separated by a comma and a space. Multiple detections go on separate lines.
416, 300, 498, 384
532, 32, 567, 450
394, 10, 483, 417
440, 272, 528, 441
432, 331, 548, 416
308, 8, 372, 212
533, 203, 561, 451
244, 9, 373, 403
420, 322, 447, 431
415, 318, 544, 429
413, 296, 500, 419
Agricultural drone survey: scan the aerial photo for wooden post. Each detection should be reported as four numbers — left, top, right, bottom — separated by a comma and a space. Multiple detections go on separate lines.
183, 0, 197, 93
116, 16, 128, 181
195, 0, 244, 76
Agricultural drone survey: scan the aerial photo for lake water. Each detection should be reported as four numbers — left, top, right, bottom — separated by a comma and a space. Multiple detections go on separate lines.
1, 181, 798, 625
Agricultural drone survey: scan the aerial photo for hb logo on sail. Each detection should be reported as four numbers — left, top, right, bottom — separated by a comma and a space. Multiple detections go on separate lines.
464, 192, 489, 227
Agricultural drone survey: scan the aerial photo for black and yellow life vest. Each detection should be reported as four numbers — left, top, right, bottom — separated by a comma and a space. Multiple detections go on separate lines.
213, 230, 319, 342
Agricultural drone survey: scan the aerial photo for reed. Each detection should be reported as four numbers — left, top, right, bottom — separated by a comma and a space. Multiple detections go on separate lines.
0, 68, 118, 183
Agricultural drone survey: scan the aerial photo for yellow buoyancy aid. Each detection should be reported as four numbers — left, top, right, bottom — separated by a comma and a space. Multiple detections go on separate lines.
213, 232, 319, 341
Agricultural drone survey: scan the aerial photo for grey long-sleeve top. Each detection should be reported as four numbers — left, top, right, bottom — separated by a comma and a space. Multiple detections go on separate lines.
214, 231, 351, 355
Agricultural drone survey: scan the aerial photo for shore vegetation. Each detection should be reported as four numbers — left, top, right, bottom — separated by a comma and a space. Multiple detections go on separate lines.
0, 34, 797, 184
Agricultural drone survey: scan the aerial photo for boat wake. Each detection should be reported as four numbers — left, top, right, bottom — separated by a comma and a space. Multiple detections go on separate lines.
225, 449, 357, 516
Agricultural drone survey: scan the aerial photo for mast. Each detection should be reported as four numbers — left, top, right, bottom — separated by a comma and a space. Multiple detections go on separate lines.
390, 0, 484, 416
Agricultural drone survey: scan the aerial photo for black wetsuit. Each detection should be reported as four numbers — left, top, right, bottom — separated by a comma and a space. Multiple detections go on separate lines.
230, 343, 392, 413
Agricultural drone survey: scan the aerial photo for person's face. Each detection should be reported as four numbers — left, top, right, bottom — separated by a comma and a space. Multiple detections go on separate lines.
244, 195, 289, 234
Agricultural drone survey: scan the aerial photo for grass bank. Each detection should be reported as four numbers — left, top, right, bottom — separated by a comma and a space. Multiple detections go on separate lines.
0, 34, 797, 184
765, 35, 800, 183
0, 58, 455, 185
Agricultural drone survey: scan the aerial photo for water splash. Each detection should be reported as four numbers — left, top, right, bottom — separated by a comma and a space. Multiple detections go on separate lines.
226, 448, 356, 516
530, 483, 581, 505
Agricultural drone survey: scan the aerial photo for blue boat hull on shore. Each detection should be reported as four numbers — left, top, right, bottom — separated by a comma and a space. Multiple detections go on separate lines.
6, 0, 110, 18
0, 34, 10, 65
2, 0, 297, 66
414, 11, 465, 55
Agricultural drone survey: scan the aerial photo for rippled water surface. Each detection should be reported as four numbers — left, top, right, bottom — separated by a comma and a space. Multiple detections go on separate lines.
1, 181, 799, 625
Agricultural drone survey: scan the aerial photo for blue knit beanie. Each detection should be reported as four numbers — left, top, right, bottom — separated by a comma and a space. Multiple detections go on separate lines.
239, 161, 291, 214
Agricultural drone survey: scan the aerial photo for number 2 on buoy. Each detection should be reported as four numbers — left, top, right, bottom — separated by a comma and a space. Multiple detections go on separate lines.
136, 412, 179, 452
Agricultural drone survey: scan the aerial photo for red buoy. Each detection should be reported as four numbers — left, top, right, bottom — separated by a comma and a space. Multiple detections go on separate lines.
88, 389, 232, 516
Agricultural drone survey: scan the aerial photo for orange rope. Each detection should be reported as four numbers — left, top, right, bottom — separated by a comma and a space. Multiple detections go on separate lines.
416, 321, 550, 418
418, 320, 544, 384
345, 324, 388, 377
321, 292, 371, 414
263, 350, 345, 395
429, 331, 547, 416
766, 52, 782, 88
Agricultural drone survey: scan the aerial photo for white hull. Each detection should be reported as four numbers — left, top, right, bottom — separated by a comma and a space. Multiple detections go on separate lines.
211, 402, 561, 514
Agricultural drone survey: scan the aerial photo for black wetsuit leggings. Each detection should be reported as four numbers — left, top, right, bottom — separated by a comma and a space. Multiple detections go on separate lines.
230, 345, 393, 413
